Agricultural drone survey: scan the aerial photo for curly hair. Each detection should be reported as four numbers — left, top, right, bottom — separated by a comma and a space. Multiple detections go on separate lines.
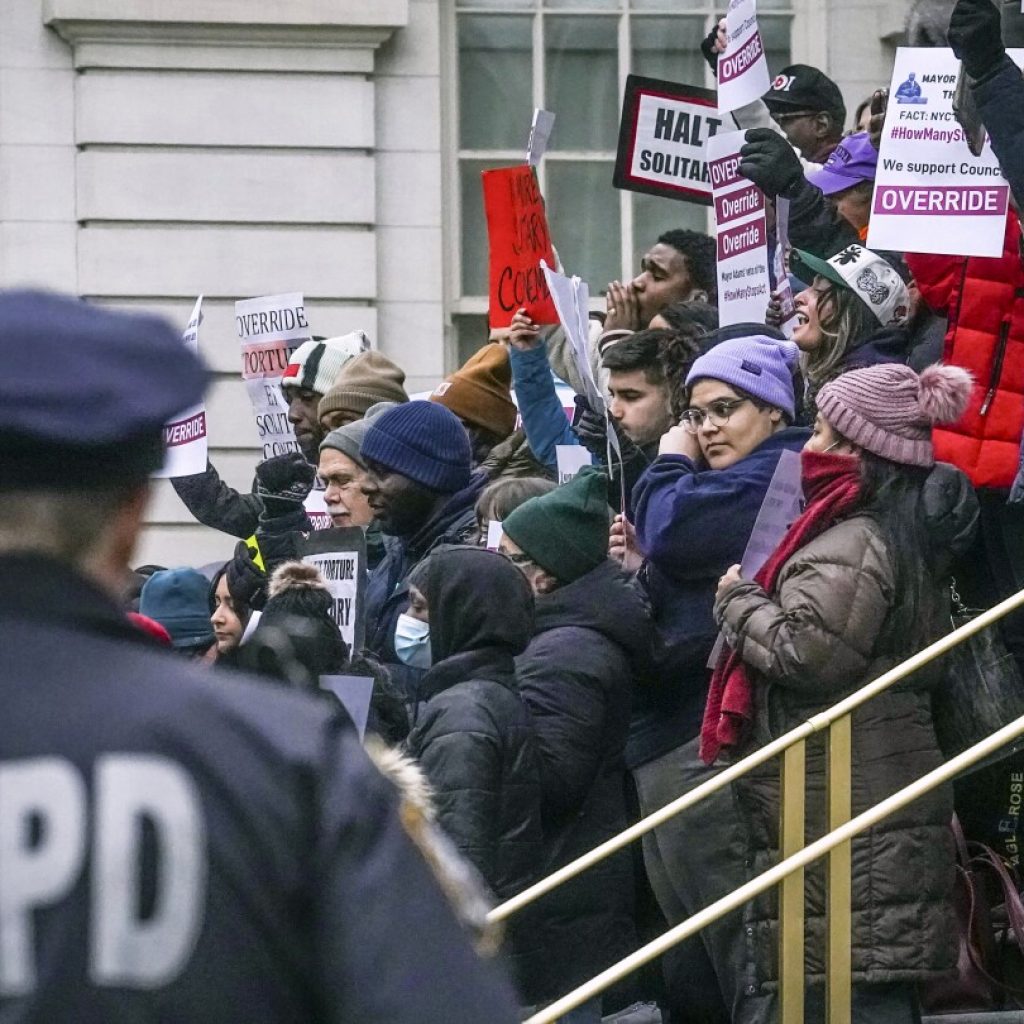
657, 229, 718, 302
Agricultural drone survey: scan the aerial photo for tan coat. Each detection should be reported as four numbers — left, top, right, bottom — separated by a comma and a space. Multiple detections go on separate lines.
716, 513, 957, 991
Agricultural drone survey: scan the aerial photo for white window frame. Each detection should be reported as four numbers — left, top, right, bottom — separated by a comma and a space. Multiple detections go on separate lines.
440, 0, 825, 347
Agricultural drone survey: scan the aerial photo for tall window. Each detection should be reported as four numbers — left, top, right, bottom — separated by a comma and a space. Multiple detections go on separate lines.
449, 0, 794, 362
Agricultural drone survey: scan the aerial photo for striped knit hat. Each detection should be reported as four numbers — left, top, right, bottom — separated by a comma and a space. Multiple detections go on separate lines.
281, 332, 371, 396
817, 362, 973, 467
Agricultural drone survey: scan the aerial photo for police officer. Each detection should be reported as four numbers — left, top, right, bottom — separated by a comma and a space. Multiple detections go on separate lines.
0, 290, 521, 1022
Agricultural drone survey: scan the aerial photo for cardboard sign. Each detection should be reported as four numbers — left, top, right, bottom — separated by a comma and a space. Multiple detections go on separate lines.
482, 165, 560, 329
301, 527, 368, 654
154, 295, 208, 478
556, 445, 593, 485
867, 48, 1021, 258
527, 109, 556, 167
718, 0, 772, 114
613, 75, 732, 205
707, 130, 772, 326
320, 675, 374, 741
236, 291, 312, 459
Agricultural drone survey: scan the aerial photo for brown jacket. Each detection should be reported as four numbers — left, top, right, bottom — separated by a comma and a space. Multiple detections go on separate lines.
715, 513, 957, 991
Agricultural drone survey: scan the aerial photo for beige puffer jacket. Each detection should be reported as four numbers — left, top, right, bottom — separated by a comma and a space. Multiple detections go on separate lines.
715, 513, 957, 991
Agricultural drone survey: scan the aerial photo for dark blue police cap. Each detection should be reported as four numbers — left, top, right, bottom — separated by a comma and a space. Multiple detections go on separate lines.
0, 289, 208, 490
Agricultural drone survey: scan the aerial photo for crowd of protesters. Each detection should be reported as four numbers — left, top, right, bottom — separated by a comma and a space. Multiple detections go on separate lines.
5, 0, 1024, 1022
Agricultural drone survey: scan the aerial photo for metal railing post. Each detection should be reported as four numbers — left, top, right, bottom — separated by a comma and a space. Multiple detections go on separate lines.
779, 740, 806, 1024
826, 715, 852, 1024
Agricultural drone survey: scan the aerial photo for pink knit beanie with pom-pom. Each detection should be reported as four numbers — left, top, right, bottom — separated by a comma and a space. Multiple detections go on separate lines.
816, 362, 973, 467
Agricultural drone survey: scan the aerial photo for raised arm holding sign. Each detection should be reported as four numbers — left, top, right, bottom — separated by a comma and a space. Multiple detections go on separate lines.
717, 0, 772, 114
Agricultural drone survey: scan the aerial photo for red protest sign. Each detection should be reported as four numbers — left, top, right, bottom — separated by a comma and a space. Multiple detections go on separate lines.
481, 165, 559, 329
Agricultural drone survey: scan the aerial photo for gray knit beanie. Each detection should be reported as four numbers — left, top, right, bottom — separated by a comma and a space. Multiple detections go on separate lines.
319, 402, 398, 468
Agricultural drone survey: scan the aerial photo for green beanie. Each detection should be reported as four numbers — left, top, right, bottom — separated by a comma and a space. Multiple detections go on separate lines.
503, 467, 611, 584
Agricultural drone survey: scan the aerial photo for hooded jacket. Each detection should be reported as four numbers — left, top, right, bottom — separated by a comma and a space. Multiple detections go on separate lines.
515, 559, 649, 1000
404, 546, 546, 1000
364, 473, 486, 700
714, 463, 978, 990
629, 426, 810, 765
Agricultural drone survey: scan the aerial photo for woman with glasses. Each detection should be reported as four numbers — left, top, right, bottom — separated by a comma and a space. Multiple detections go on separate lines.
625, 335, 810, 1023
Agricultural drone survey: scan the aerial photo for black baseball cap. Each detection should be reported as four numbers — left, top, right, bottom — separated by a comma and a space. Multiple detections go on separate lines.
764, 64, 846, 120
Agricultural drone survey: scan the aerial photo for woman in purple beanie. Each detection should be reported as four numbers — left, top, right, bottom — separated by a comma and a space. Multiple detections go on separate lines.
712, 362, 978, 1021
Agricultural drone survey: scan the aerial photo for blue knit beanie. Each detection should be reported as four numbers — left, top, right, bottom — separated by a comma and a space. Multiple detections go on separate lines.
685, 335, 799, 419
139, 568, 216, 650
360, 400, 472, 494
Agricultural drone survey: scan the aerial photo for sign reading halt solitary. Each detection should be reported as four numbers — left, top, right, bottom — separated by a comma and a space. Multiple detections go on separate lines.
613, 76, 735, 205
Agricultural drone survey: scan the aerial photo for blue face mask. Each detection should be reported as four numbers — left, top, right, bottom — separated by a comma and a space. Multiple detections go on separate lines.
394, 612, 432, 669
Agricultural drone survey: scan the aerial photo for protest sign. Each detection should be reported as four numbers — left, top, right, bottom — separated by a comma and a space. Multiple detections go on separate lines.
867, 48, 1024, 258
482, 165, 560, 329
541, 261, 604, 414
486, 520, 504, 552
301, 527, 367, 654
556, 445, 593, 485
613, 76, 732, 204
717, 0, 771, 114
707, 130, 771, 326
154, 295, 208, 478
320, 675, 374, 740
304, 484, 332, 532
771, 197, 797, 339
527, 109, 556, 167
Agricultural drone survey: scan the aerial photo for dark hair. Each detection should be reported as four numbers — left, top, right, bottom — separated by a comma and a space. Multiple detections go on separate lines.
654, 299, 720, 336
853, 95, 873, 131
347, 653, 410, 746
657, 229, 718, 302
476, 476, 555, 528
601, 329, 670, 385
856, 451, 935, 652
649, 304, 720, 420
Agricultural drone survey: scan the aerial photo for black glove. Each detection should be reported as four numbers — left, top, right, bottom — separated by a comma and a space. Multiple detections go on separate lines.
571, 395, 643, 468
738, 128, 804, 199
700, 21, 723, 74
949, 0, 1004, 79
226, 540, 269, 611
255, 452, 316, 520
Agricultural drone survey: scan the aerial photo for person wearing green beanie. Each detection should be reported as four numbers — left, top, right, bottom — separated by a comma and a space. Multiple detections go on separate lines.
500, 467, 611, 592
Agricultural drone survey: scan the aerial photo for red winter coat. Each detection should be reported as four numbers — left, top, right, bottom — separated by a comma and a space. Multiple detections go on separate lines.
907, 215, 1024, 489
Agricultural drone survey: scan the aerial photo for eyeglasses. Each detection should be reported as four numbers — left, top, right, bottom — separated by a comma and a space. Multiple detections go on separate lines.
679, 397, 750, 433
772, 110, 819, 125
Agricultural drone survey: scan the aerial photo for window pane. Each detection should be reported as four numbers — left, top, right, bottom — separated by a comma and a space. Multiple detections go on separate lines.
546, 161, 621, 289
631, 16, 706, 84
761, 16, 792, 76
545, 0, 621, 7
632, 191, 709, 273
453, 314, 493, 368
460, 158, 521, 296
545, 17, 619, 151
629, 0, 706, 10
457, 0, 534, 7
459, 15, 533, 150
757, 0, 792, 9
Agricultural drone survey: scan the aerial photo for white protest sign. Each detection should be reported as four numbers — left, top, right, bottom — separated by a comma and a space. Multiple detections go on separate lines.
320, 675, 374, 741
527, 109, 556, 167
486, 520, 504, 552
707, 130, 772, 326
301, 529, 367, 654
717, 0, 771, 114
556, 445, 593, 485
304, 484, 332, 532
541, 261, 604, 414
613, 76, 732, 205
154, 295, 209, 478
236, 292, 311, 459
867, 48, 1022, 258
708, 448, 802, 667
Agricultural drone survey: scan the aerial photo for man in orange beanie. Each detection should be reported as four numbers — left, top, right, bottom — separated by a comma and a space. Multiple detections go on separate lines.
430, 344, 519, 465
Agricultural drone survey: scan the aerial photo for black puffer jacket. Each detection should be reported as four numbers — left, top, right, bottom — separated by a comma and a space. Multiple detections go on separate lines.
515, 560, 650, 1001
405, 546, 546, 998
715, 463, 977, 991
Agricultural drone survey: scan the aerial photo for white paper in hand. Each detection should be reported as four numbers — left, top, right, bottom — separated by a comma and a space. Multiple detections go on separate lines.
527, 109, 556, 167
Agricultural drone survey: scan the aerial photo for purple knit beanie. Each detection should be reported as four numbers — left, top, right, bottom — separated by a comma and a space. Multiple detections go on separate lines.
685, 335, 800, 419
816, 363, 974, 467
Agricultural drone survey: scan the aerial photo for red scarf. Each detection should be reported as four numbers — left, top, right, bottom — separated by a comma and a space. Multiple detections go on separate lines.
699, 451, 862, 765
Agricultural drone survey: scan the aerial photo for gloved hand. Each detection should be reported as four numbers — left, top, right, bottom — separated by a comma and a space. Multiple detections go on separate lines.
739, 128, 805, 199
949, 0, 1005, 80
700, 17, 726, 74
572, 395, 643, 468
227, 540, 269, 611
255, 452, 316, 520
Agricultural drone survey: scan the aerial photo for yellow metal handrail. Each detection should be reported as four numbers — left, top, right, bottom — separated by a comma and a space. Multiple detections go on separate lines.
489, 586, 1024, 925
523, 712, 1024, 1024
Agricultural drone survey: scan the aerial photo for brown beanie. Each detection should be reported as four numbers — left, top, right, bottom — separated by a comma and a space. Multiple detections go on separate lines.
317, 350, 408, 423
431, 343, 517, 438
